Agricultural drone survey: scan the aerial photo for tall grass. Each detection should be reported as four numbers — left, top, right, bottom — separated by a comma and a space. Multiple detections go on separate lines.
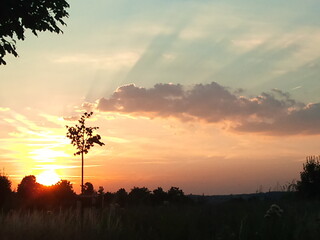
1, 198, 320, 240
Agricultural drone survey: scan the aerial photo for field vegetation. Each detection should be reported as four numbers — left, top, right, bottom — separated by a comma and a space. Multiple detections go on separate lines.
1, 196, 320, 240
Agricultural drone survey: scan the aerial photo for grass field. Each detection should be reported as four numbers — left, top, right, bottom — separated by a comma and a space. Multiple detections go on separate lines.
1, 196, 320, 240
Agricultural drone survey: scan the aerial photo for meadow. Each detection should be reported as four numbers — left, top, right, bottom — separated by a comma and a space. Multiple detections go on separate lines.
1, 195, 320, 240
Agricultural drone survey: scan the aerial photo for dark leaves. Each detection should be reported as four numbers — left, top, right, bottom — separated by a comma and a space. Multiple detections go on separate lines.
0, 0, 70, 65
66, 112, 105, 156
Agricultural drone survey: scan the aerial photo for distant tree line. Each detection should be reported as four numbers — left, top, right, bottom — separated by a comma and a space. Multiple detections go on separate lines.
2, 155, 319, 211
102, 186, 191, 208
0, 174, 191, 211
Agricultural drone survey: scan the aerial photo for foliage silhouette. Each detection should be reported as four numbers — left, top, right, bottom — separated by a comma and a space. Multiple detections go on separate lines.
51, 180, 76, 205
152, 187, 168, 204
35, 180, 76, 209
104, 191, 115, 206
98, 186, 104, 195
3, 172, 193, 210
128, 187, 151, 205
168, 186, 189, 203
297, 156, 320, 198
0, 0, 69, 65
97, 186, 105, 208
114, 188, 128, 207
0, 173, 12, 207
66, 112, 104, 194
83, 182, 94, 195
17, 175, 41, 200
100, 186, 192, 207
15, 175, 77, 209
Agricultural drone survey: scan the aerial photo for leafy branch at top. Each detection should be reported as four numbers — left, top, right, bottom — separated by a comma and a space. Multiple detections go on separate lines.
66, 112, 104, 156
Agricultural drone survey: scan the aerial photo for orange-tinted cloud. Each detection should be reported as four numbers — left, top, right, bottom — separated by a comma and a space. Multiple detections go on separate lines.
97, 82, 320, 135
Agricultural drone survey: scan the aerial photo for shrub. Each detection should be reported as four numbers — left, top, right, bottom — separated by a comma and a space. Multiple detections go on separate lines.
297, 156, 320, 199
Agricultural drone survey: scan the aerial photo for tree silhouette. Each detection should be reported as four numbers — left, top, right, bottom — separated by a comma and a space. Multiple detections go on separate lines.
98, 186, 104, 195
17, 175, 41, 203
0, 0, 69, 65
104, 191, 115, 206
128, 187, 151, 205
66, 112, 104, 194
83, 182, 94, 195
168, 186, 187, 203
0, 174, 12, 207
114, 188, 128, 207
297, 156, 320, 198
53, 180, 75, 199
51, 180, 76, 208
152, 187, 168, 204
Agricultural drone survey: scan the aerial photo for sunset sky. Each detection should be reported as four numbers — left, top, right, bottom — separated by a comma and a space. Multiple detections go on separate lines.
1, 0, 320, 195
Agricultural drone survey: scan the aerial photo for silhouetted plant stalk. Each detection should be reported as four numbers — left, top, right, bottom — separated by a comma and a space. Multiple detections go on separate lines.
66, 112, 104, 194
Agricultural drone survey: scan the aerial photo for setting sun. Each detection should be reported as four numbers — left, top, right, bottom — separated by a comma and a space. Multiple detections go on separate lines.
37, 170, 61, 186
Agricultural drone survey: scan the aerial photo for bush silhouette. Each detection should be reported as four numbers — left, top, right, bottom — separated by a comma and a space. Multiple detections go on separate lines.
297, 156, 320, 198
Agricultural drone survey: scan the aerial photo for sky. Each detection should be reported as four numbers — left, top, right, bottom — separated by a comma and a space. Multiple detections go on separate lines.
1, 0, 320, 195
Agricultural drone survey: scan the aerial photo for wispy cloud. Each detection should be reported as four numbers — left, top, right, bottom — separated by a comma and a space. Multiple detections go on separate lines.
53, 52, 140, 70
97, 82, 320, 135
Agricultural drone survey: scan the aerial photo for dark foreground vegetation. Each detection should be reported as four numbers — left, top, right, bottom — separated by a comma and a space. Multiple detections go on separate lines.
1, 156, 320, 239
1, 195, 320, 240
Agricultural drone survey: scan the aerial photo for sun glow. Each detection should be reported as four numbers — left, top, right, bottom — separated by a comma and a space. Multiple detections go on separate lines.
37, 169, 61, 186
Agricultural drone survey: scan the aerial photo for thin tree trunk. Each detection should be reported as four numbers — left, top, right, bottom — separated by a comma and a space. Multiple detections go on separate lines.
81, 151, 84, 195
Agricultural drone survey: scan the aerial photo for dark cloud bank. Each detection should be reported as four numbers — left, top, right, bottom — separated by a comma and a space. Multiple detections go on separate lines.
97, 82, 320, 135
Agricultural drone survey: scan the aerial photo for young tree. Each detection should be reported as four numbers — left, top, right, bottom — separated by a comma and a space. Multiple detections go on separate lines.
66, 112, 104, 194
0, 0, 69, 65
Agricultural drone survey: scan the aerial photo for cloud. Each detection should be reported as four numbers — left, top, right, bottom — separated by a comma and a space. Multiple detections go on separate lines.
63, 116, 80, 121
52, 52, 139, 70
97, 82, 320, 135
236, 103, 320, 135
